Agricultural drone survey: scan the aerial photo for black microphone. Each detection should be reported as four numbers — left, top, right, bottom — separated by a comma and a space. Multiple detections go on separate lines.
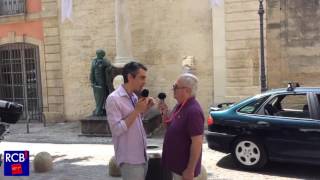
158, 92, 167, 116
158, 92, 166, 101
141, 89, 149, 98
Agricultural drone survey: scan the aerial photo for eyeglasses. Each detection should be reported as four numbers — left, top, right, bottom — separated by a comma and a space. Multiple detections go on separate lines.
172, 84, 187, 91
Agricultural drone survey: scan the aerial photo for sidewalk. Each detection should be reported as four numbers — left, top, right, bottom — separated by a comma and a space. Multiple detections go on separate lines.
0, 122, 163, 180
3, 122, 162, 145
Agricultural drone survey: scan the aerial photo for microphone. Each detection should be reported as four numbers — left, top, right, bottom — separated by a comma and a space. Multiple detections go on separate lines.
158, 92, 166, 101
158, 92, 167, 117
141, 89, 149, 98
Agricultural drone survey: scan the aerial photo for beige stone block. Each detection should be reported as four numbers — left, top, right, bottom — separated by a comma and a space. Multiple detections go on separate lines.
47, 79, 63, 88
226, 68, 252, 78
226, 77, 252, 87
48, 88, 64, 96
44, 28, 59, 37
226, 49, 252, 60
45, 53, 61, 62
44, 36, 60, 46
46, 70, 62, 79
226, 11, 259, 22
0, 15, 24, 24
43, 18, 58, 28
48, 96, 64, 104
226, 0, 245, 2
26, 12, 41, 20
266, 30, 281, 39
225, 96, 250, 103
226, 1, 259, 13
226, 59, 251, 68
226, 20, 259, 32
226, 39, 259, 50
43, 112, 64, 122
286, 47, 320, 57
226, 86, 260, 96
226, 30, 260, 41
42, 2, 58, 17
45, 45, 60, 54
42, 0, 56, 2
41, 10, 57, 18
48, 103, 64, 113
46, 62, 62, 71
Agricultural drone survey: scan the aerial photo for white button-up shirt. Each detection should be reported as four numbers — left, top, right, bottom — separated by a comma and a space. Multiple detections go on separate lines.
106, 85, 147, 166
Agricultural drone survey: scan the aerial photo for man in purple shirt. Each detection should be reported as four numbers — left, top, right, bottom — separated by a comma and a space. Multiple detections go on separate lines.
159, 73, 204, 180
106, 61, 154, 180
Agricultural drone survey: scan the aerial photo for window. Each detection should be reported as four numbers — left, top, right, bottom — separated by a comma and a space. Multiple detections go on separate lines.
238, 96, 270, 114
264, 94, 310, 119
0, 43, 42, 121
0, 0, 25, 16
281, 95, 307, 110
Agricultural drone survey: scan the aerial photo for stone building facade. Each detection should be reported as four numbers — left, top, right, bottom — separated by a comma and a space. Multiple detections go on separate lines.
0, 0, 319, 121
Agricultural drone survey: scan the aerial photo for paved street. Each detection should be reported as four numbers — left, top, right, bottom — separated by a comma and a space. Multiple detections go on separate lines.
0, 122, 320, 179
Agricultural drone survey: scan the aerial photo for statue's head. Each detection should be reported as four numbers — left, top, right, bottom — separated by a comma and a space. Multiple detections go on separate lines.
96, 49, 106, 59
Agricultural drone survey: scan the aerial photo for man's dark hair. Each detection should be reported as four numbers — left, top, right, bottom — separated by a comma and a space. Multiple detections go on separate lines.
122, 61, 147, 83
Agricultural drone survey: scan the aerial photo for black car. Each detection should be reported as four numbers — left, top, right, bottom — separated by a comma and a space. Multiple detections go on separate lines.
0, 100, 23, 139
205, 84, 320, 169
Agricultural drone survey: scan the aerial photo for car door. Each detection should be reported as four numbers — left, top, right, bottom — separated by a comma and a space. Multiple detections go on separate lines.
258, 92, 320, 163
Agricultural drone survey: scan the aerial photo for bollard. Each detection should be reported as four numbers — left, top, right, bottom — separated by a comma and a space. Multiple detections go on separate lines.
33, 152, 53, 173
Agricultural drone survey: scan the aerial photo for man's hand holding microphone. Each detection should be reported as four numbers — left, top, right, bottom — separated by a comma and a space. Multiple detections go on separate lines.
157, 92, 171, 125
124, 89, 155, 128
135, 89, 155, 114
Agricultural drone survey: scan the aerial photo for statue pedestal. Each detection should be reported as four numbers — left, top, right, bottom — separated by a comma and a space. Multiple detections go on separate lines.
79, 116, 111, 137
79, 107, 162, 137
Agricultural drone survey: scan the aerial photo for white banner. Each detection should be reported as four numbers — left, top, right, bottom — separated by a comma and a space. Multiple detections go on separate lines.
210, 0, 222, 7
61, 0, 73, 23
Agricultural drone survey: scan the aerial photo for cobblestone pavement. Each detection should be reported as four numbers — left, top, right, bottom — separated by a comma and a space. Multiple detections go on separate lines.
0, 122, 320, 180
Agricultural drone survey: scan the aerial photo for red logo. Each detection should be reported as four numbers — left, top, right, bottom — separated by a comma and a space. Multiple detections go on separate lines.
11, 164, 23, 175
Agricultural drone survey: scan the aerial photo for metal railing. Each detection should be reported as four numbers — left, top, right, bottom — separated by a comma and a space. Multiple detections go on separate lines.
0, 0, 25, 16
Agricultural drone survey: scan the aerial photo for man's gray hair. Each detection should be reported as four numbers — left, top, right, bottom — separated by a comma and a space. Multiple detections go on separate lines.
178, 73, 199, 96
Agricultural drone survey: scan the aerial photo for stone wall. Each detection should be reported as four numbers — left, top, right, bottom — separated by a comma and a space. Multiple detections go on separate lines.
267, 0, 320, 88
223, 0, 263, 102
42, 0, 64, 121
129, 0, 213, 114
58, 0, 116, 120
58, 0, 213, 120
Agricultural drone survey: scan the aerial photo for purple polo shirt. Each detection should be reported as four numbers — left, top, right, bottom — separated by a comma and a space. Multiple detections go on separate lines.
106, 85, 147, 166
162, 97, 204, 177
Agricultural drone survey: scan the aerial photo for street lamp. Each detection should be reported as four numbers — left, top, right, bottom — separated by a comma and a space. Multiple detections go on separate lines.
258, 0, 267, 92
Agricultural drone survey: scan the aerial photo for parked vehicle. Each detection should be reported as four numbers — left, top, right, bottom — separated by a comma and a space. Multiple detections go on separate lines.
205, 83, 320, 170
0, 100, 23, 140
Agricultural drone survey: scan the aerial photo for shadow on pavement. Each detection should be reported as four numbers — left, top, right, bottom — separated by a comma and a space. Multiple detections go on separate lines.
4, 122, 115, 144
54, 156, 94, 164
216, 154, 320, 180
3, 156, 120, 180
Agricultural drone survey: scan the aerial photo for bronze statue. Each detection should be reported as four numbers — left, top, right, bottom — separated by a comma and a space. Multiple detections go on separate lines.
90, 49, 112, 116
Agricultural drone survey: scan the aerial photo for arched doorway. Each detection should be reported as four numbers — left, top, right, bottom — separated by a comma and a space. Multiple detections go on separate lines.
0, 43, 43, 121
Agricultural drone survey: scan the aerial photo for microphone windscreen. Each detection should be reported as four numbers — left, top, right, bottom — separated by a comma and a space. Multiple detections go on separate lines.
158, 92, 166, 100
141, 89, 149, 97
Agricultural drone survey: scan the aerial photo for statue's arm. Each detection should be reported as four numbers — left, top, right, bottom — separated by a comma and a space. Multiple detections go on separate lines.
89, 61, 95, 85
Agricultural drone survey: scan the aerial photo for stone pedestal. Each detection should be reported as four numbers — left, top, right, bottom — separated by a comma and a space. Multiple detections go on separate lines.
80, 108, 162, 137
80, 116, 111, 137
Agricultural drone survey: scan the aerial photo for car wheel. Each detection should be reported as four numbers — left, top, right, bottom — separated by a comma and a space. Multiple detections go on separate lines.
232, 137, 267, 170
